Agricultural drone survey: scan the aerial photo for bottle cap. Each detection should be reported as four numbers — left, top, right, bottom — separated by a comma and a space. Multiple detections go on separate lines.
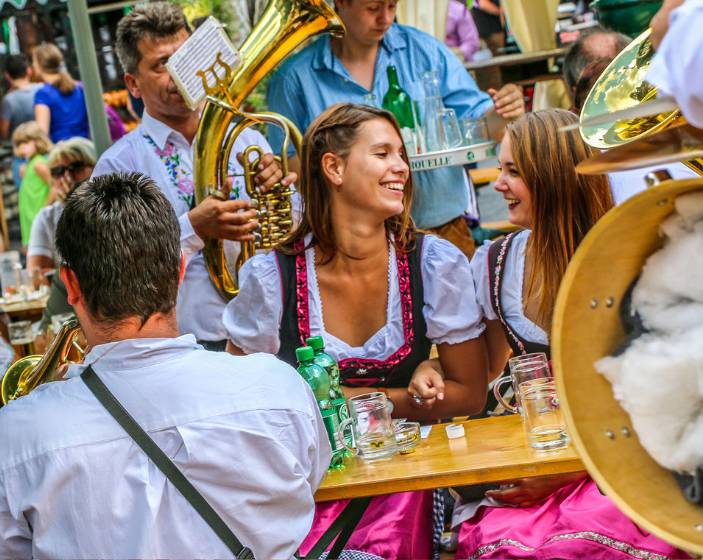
295, 346, 315, 363
306, 336, 325, 351
445, 423, 465, 439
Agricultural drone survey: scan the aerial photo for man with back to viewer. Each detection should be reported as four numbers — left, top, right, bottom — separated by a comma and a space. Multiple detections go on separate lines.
267, 0, 525, 259
0, 171, 330, 559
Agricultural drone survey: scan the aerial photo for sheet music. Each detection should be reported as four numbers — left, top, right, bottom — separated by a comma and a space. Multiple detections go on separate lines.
166, 17, 241, 110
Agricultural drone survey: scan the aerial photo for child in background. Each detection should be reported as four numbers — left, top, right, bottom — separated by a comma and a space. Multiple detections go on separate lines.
12, 121, 53, 249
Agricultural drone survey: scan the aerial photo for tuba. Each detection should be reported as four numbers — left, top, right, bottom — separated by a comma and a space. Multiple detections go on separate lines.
193, 0, 344, 300
579, 29, 703, 175
1, 317, 84, 405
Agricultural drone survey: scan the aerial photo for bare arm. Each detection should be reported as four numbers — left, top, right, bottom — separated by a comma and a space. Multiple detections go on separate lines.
484, 319, 511, 382
33, 161, 52, 188
35, 104, 51, 135
27, 255, 54, 278
401, 336, 489, 420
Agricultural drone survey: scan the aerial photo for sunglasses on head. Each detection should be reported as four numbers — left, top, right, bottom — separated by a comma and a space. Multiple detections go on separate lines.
50, 161, 87, 178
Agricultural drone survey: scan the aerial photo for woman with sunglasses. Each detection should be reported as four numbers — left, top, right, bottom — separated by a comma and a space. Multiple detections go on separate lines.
27, 137, 96, 278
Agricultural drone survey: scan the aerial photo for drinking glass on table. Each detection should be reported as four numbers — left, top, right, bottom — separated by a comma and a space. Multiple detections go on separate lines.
520, 379, 569, 451
493, 352, 551, 416
8, 320, 35, 357
337, 391, 398, 461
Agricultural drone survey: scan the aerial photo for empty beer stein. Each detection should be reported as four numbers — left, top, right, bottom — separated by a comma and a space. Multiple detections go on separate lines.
493, 352, 551, 415
336, 392, 398, 461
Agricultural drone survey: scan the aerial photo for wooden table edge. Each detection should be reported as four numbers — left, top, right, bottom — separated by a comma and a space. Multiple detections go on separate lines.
315, 458, 585, 502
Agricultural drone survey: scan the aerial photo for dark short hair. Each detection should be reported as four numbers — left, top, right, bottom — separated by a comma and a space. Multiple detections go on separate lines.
563, 27, 631, 91
55, 172, 181, 325
115, 2, 189, 75
5, 54, 29, 80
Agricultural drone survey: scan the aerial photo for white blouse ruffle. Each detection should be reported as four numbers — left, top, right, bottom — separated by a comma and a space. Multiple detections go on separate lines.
470, 230, 548, 346
223, 234, 485, 359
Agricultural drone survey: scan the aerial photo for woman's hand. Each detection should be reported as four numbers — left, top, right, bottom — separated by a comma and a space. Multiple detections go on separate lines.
408, 360, 445, 410
485, 472, 587, 507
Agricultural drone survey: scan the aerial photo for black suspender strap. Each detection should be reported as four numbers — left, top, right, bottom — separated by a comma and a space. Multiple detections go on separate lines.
80, 365, 253, 559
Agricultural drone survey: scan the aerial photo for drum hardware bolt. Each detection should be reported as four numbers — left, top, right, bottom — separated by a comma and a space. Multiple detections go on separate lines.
605, 430, 615, 439
605, 297, 615, 308
621, 427, 631, 437
590, 299, 598, 309
656, 198, 669, 207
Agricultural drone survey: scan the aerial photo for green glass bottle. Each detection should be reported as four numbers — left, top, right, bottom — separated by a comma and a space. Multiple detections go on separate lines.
296, 346, 345, 469
306, 336, 352, 456
382, 65, 416, 129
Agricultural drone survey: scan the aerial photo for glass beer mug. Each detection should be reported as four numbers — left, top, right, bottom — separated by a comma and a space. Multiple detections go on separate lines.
336, 392, 398, 461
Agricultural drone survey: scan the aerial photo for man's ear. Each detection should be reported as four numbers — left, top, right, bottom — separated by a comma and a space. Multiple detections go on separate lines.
60, 266, 83, 306
124, 73, 141, 99
178, 253, 186, 286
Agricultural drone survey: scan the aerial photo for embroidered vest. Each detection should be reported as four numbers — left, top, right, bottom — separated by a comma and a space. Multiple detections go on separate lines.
275, 234, 432, 388
487, 233, 550, 358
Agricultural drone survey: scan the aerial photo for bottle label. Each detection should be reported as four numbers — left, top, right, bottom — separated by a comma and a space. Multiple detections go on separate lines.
320, 407, 344, 453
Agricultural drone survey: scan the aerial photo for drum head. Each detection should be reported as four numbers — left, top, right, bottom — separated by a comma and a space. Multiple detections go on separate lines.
552, 177, 703, 554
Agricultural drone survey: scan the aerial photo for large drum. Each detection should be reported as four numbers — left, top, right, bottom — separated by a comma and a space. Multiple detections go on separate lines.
552, 177, 703, 554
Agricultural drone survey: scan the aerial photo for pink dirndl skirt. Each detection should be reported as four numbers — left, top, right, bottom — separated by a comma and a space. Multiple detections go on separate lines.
299, 491, 433, 560
455, 478, 688, 559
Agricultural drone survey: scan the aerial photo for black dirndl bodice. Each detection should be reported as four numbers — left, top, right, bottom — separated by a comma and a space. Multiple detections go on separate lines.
275, 234, 432, 389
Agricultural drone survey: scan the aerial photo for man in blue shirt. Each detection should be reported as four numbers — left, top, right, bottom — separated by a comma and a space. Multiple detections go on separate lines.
267, 0, 524, 258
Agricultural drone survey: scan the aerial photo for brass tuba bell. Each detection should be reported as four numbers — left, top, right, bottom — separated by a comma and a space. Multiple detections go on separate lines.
579, 29, 703, 175
1, 317, 84, 405
193, 0, 345, 300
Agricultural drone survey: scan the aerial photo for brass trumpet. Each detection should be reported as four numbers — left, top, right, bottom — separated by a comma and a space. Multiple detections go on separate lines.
193, 0, 344, 300
1, 317, 84, 405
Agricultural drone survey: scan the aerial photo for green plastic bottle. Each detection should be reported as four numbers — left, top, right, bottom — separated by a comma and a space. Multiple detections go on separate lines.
296, 346, 345, 469
306, 336, 352, 456
306, 336, 343, 401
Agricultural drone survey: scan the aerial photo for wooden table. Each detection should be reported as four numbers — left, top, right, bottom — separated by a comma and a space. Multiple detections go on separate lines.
0, 294, 49, 321
465, 47, 568, 72
316, 415, 584, 502
466, 47, 568, 89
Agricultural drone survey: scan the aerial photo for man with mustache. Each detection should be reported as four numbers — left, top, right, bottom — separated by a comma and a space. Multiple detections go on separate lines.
93, 2, 295, 350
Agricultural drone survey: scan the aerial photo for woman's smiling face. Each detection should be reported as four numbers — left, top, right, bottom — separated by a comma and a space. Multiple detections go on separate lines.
494, 133, 533, 229
332, 117, 410, 220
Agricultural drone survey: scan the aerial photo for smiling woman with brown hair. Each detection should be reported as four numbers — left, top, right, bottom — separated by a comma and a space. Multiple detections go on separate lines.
223, 103, 489, 558
453, 109, 682, 560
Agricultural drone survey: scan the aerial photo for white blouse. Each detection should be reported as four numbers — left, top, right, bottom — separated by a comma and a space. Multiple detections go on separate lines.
470, 230, 548, 346
223, 234, 485, 359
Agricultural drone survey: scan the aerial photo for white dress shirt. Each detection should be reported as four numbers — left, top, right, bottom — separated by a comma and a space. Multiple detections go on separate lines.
608, 162, 699, 205
0, 335, 331, 559
223, 234, 486, 357
92, 111, 266, 341
471, 230, 549, 346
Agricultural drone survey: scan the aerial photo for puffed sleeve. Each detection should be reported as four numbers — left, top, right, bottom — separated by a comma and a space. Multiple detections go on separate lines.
470, 241, 498, 321
222, 253, 283, 354
421, 235, 486, 344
